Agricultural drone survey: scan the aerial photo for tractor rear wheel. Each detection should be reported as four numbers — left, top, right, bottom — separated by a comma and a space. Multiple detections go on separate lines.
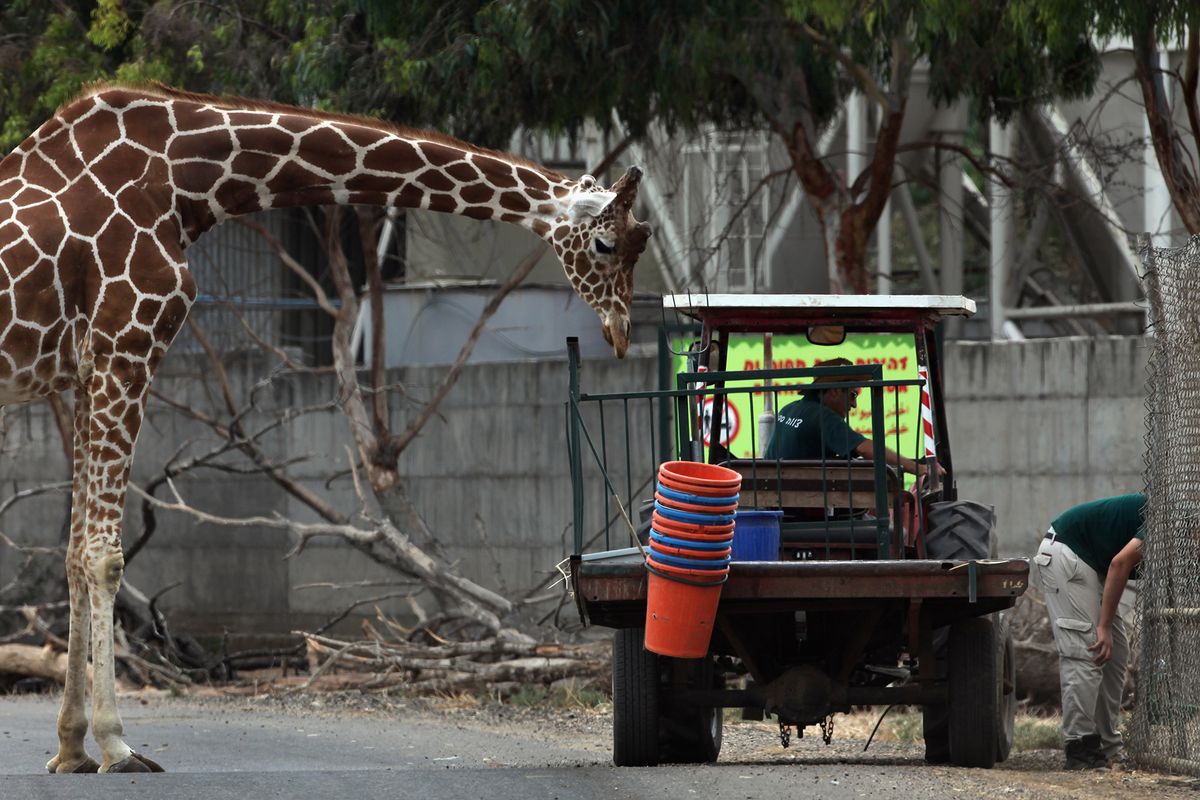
613, 627, 660, 766
948, 617, 1000, 768
995, 613, 1016, 763
660, 657, 723, 763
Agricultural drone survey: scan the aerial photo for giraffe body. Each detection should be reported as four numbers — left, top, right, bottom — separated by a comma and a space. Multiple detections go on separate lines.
0, 83, 650, 773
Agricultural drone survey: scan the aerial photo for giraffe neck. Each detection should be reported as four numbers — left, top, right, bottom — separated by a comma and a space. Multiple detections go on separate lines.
61, 87, 576, 248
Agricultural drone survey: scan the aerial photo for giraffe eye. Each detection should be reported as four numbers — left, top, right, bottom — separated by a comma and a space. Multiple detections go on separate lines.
593, 238, 615, 255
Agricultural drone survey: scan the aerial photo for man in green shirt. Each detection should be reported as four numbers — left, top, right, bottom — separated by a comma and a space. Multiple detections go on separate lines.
1033, 493, 1145, 770
765, 357, 934, 478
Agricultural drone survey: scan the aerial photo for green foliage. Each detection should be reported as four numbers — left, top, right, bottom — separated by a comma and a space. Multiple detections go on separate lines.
2, 0, 1108, 152
1065, 0, 1200, 44
87, 0, 132, 51
920, 1, 1100, 123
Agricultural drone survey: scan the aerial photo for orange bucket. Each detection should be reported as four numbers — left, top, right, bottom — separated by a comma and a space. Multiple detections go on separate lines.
658, 461, 742, 491
658, 472, 741, 498
643, 555, 727, 658
651, 512, 734, 540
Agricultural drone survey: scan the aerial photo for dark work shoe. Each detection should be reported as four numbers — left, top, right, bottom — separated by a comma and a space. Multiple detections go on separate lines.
924, 749, 950, 765
1064, 736, 1109, 770
1081, 734, 1111, 768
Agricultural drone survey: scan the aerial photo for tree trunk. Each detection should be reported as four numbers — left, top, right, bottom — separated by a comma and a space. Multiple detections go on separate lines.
788, 75, 907, 295
833, 209, 872, 294
1133, 22, 1200, 234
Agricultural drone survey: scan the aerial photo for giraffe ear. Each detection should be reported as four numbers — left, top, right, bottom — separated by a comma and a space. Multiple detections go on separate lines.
570, 190, 617, 221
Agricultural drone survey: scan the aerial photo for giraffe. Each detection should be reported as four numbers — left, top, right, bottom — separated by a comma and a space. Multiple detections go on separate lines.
0, 82, 652, 774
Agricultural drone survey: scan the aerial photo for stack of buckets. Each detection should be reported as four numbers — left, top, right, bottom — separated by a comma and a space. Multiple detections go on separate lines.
644, 461, 742, 658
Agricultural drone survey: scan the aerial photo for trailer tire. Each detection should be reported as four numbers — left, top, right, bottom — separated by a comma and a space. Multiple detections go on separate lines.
661, 704, 723, 763
613, 627, 660, 766
921, 626, 950, 763
948, 617, 999, 768
660, 657, 723, 764
995, 613, 1016, 763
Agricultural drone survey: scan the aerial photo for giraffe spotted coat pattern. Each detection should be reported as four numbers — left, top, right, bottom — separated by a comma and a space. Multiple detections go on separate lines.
0, 82, 651, 774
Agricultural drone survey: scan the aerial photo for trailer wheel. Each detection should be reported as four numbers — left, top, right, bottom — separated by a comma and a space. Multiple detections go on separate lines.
613, 627, 660, 766
661, 705, 722, 763
995, 613, 1016, 763
660, 657, 723, 764
948, 617, 999, 768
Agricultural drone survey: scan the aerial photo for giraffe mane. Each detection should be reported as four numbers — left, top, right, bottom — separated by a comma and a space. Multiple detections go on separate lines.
68, 80, 569, 182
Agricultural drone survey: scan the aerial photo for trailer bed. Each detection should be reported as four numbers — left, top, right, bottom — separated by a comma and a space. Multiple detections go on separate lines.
572, 550, 1028, 628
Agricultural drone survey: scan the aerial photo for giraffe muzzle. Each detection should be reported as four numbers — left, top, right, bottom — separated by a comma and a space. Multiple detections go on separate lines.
604, 318, 631, 358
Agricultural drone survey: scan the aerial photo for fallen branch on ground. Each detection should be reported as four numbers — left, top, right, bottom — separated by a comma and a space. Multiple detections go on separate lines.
286, 608, 610, 695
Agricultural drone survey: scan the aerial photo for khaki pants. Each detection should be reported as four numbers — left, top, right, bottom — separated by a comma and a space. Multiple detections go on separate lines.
1033, 532, 1128, 757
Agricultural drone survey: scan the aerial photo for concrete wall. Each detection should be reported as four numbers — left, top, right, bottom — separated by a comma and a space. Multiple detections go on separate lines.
0, 336, 1148, 636
945, 336, 1149, 558
0, 349, 660, 640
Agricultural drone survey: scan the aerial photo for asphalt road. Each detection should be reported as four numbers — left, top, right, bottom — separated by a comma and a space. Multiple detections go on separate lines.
1, 694, 1197, 800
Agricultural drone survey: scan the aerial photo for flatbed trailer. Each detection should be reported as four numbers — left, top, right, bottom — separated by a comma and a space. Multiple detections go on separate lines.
565, 294, 1029, 768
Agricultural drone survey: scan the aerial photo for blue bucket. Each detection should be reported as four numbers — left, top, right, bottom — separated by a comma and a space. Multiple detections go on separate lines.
656, 482, 739, 506
647, 550, 732, 570
650, 530, 735, 551
732, 509, 784, 561
653, 501, 735, 527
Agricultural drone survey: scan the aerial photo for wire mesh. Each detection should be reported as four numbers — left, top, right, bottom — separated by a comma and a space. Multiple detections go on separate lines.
1132, 237, 1200, 775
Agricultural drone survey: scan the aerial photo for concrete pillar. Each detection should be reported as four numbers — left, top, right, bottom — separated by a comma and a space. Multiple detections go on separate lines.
877, 195, 892, 295
933, 104, 967, 334
990, 121, 1015, 341
938, 133, 964, 336
847, 92, 867, 200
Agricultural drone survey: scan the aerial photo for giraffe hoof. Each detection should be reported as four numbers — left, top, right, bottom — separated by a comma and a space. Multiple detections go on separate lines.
47, 755, 100, 774
104, 752, 164, 773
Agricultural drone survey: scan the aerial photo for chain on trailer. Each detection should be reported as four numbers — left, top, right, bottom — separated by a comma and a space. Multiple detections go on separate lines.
1133, 237, 1200, 777
777, 715, 836, 748
819, 714, 835, 745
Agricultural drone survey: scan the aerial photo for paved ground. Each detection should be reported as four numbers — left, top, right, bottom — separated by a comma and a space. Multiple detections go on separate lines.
1, 693, 1198, 800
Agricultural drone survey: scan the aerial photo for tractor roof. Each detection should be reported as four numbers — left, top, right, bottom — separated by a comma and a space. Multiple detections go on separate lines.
662, 293, 976, 332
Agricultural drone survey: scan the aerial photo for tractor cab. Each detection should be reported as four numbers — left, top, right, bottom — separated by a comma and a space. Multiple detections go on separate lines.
664, 293, 976, 561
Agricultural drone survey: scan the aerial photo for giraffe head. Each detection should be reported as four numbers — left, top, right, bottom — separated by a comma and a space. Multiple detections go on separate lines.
553, 166, 652, 358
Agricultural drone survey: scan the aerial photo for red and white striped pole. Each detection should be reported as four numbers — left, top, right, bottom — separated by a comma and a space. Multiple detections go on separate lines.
917, 365, 936, 458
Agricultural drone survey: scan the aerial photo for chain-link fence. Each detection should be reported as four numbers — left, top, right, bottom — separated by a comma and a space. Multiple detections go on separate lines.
1132, 236, 1200, 775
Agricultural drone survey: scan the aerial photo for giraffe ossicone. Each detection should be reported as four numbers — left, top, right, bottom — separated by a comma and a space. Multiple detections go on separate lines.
0, 82, 651, 774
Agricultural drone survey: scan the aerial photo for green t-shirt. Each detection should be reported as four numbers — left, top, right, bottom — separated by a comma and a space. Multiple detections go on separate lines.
765, 395, 866, 460
1051, 493, 1146, 577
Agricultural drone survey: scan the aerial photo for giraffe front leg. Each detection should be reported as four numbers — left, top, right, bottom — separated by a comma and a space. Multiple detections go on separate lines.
48, 391, 99, 774
80, 366, 165, 774
86, 549, 164, 773
46, 562, 99, 774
